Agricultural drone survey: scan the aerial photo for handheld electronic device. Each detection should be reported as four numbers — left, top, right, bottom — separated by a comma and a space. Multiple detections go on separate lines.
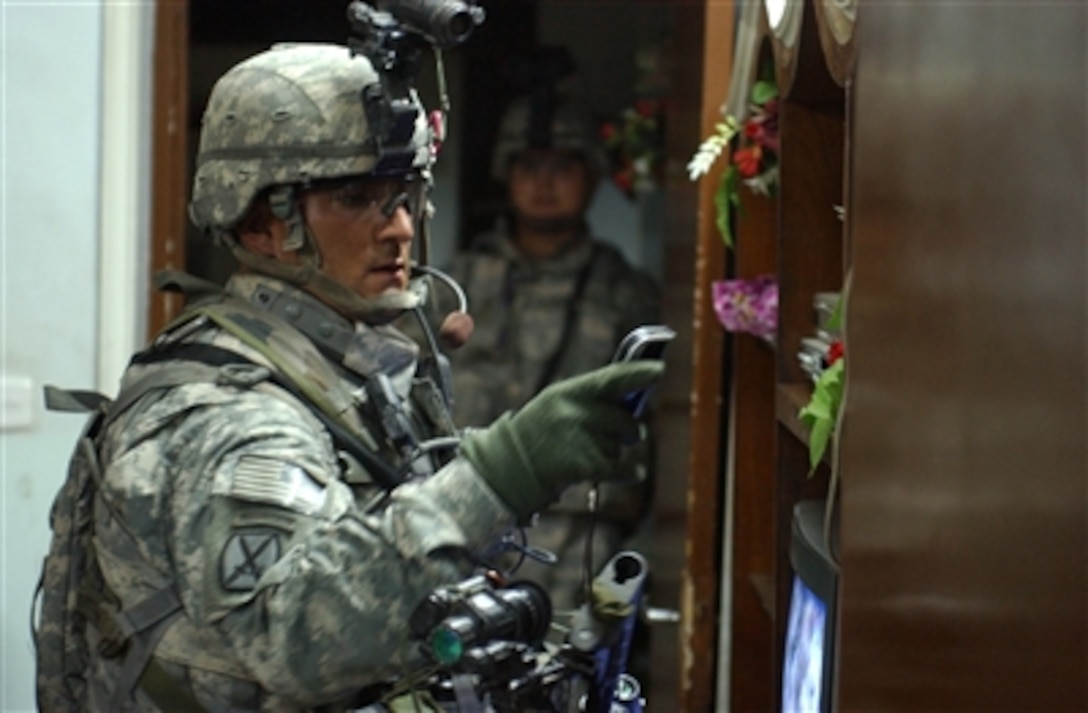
612, 325, 676, 417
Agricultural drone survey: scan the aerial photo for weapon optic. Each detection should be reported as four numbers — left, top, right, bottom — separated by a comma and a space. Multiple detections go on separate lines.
388, 552, 649, 712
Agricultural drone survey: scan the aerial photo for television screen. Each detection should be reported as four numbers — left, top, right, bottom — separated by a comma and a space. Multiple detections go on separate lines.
782, 575, 828, 713
781, 499, 839, 713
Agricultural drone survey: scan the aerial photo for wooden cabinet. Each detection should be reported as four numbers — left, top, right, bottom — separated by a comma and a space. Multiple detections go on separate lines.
715, 1, 1087, 711
839, 3, 1086, 711
718, 1, 852, 710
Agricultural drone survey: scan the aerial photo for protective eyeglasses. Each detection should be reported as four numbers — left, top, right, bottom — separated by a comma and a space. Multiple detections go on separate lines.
306, 172, 425, 219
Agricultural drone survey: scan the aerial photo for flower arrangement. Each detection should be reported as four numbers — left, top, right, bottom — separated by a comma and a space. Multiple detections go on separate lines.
599, 96, 665, 197
798, 298, 845, 472
711, 275, 778, 342
687, 76, 780, 246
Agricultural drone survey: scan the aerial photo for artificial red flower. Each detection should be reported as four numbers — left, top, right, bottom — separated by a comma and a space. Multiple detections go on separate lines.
601, 94, 665, 197
635, 98, 660, 118
732, 145, 763, 178
748, 100, 780, 152
743, 122, 772, 155
826, 340, 845, 365
757, 130, 780, 154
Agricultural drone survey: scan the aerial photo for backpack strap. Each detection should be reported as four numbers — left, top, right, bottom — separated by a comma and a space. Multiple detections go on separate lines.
43, 386, 111, 413
107, 586, 189, 710
163, 294, 398, 463
42, 359, 218, 421
158, 272, 449, 479
188, 303, 354, 429
130, 341, 406, 490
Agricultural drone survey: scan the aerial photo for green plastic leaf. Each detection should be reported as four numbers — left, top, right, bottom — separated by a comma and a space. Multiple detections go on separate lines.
807, 419, 834, 473
825, 295, 845, 332
750, 80, 779, 106
715, 165, 740, 248
797, 359, 845, 472
799, 395, 830, 424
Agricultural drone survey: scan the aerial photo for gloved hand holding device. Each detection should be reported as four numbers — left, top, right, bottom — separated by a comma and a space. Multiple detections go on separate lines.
459, 360, 664, 521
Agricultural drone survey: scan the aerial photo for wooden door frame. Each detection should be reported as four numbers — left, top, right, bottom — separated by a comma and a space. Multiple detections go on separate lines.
675, 2, 734, 711
148, 0, 189, 336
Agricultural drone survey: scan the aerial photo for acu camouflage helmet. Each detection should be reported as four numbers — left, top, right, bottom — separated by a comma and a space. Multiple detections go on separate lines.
490, 95, 608, 182
190, 42, 433, 234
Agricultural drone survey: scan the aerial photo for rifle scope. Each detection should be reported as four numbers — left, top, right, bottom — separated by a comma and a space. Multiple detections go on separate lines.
349, 0, 485, 50
422, 581, 552, 666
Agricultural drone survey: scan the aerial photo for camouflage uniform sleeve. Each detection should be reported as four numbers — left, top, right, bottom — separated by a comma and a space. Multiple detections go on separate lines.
107, 381, 512, 704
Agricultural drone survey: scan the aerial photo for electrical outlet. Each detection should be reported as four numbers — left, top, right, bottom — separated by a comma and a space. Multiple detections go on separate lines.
1, 375, 35, 431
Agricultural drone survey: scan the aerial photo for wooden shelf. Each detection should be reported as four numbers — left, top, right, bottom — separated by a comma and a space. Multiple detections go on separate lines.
776, 381, 836, 472
776, 381, 813, 446
722, 3, 846, 712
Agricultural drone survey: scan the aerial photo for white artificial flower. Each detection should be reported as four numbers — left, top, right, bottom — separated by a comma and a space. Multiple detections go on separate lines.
686, 117, 740, 181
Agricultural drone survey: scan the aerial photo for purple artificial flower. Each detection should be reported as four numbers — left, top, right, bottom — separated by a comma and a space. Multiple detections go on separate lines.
712, 275, 778, 341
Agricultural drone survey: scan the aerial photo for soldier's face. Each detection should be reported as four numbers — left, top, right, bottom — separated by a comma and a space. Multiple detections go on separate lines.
508, 150, 592, 225
301, 182, 414, 299
253, 175, 416, 301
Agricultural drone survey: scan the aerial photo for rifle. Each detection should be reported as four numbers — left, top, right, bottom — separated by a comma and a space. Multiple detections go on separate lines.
568, 551, 647, 712
383, 551, 649, 712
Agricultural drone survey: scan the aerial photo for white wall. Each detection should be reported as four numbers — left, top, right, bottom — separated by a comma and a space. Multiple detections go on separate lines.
1, 2, 150, 710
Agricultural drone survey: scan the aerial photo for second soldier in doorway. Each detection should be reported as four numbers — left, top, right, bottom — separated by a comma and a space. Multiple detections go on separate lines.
443, 50, 662, 612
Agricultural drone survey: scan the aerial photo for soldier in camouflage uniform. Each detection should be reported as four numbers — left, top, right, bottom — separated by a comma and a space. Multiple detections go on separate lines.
443, 92, 662, 611
45, 43, 662, 711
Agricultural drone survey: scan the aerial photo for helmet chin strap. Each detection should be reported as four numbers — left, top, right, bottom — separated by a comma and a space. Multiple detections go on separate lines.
224, 238, 421, 325
225, 185, 421, 326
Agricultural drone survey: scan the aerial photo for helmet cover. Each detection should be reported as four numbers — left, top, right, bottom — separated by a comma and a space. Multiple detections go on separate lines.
490, 95, 607, 182
190, 42, 432, 234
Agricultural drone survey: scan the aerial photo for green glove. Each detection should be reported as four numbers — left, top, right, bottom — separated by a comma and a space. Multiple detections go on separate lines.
459, 360, 665, 521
